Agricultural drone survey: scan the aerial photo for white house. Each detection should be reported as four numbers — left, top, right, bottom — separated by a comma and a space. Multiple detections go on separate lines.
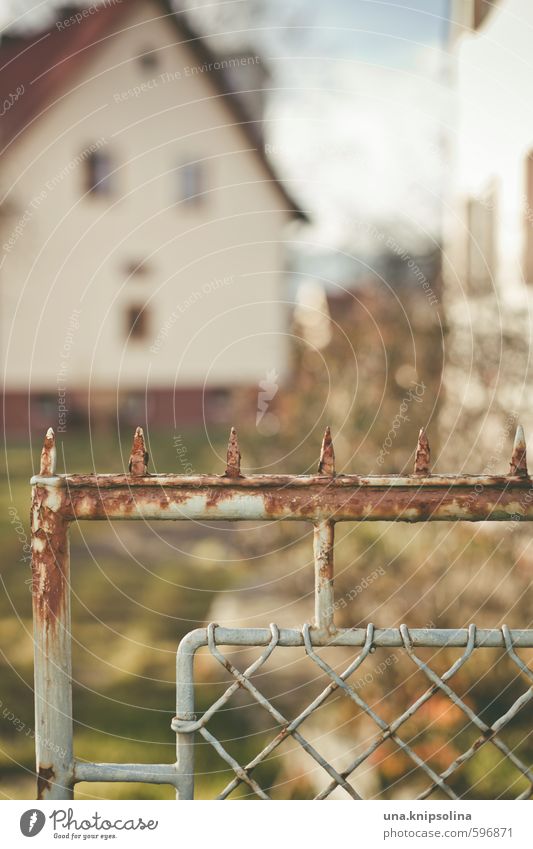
0, 0, 305, 431
442, 0, 533, 459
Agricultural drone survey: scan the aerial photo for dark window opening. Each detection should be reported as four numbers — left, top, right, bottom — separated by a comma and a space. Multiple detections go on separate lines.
85, 149, 113, 195
138, 48, 159, 69
179, 161, 204, 204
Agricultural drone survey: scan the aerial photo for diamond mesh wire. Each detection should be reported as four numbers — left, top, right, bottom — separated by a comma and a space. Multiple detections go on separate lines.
172, 624, 533, 800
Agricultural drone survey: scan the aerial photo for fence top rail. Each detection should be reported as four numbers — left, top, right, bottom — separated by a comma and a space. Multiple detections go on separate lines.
176, 625, 533, 652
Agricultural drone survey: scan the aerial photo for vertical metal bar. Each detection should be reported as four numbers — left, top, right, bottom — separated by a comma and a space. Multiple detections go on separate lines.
31, 428, 73, 800
313, 520, 335, 633
175, 634, 197, 799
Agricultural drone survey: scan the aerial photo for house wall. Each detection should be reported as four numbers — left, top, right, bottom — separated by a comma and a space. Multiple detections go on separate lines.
447, 0, 533, 304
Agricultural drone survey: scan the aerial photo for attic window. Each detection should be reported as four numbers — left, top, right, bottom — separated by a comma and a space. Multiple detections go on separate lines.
138, 49, 158, 69
85, 149, 113, 195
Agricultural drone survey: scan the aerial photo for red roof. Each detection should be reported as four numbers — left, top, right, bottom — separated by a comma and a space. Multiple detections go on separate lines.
0, 0, 306, 219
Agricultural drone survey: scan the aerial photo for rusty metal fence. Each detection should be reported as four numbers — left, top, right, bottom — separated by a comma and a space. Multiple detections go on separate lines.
30, 424, 533, 799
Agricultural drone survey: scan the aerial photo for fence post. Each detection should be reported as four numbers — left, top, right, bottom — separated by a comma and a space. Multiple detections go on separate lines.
31, 429, 73, 799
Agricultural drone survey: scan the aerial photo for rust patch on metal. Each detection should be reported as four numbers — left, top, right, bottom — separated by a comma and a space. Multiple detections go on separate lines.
53, 472, 533, 490
37, 765, 55, 799
318, 426, 335, 476
224, 427, 242, 478
205, 486, 234, 511
129, 426, 149, 476
31, 491, 69, 623
316, 526, 334, 581
52, 480, 533, 522
414, 428, 430, 475
509, 425, 528, 477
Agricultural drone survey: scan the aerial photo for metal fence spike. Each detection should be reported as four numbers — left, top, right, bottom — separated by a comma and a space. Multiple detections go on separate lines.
225, 427, 242, 477
39, 427, 56, 477
129, 426, 149, 476
414, 428, 430, 475
509, 424, 528, 477
318, 426, 335, 476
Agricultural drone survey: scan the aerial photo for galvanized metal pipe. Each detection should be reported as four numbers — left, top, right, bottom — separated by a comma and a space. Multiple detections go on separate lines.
175, 627, 197, 800
175, 626, 533, 652
313, 520, 335, 632
74, 760, 180, 787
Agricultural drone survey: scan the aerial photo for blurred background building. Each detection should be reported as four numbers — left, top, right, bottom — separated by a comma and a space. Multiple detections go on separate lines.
442, 0, 533, 464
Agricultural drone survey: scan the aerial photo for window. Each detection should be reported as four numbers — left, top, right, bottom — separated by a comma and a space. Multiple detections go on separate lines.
85, 149, 113, 195
138, 48, 158, 70
126, 304, 149, 340
466, 182, 497, 293
124, 259, 149, 279
179, 161, 204, 204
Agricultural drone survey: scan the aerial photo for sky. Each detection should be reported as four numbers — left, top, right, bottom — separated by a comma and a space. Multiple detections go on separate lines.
186, 0, 454, 250
0, 0, 453, 250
